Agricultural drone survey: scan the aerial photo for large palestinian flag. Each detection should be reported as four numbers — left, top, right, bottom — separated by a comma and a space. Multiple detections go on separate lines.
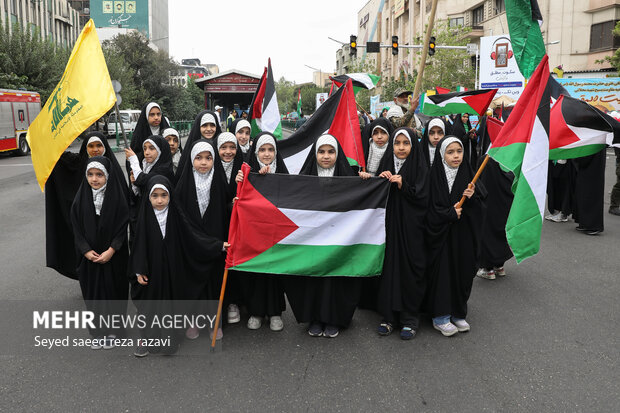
488, 55, 550, 263
226, 164, 390, 276
330, 73, 380, 95
279, 79, 365, 174
249, 58, 282, 139
421, 89, 497, 116
549, 95, 614, 160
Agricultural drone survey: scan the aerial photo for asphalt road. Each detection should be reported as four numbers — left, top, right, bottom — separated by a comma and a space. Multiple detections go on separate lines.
0, 143, 618, 412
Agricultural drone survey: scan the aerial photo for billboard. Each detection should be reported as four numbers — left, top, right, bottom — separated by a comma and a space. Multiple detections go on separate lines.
91, 0, 149, 37
556, 78, 620, 112
479, 35, 525, 100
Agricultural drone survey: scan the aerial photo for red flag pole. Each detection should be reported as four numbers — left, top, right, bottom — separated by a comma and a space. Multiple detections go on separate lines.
455, 154, 490, 208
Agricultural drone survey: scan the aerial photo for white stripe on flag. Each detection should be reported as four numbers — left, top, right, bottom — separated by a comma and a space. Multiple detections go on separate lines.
347, 73, 376, 89
278, 208, 386, 246
259, 94, 281, 133
522, 116, 549, 218
561, 125, 608, 149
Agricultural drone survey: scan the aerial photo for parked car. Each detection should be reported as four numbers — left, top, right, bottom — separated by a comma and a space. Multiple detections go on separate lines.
107, 109, 140, 135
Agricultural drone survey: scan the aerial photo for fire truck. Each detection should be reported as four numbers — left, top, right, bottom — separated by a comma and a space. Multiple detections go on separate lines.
0, 88, 41, 156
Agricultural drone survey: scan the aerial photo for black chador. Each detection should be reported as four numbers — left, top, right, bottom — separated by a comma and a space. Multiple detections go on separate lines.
363, 118, 394, 176
46, 132, 125, 279
451, 114, 478, 168
375, 127, 430, 332
129, 102, 170, 154
174, 139, 231, 301
130, 175, 224, 352
285, 134, 359, 332
420, 117, 449, 168
425, 136, 486, 322
477, 121, 514, 271
229, 118, 253, 163
127, 135, 174, 231
238, 132, 288, 324
70, 157, 129, 338
546, 160, 575, 217
175, 110, 222, 182
572, 150, 606, 233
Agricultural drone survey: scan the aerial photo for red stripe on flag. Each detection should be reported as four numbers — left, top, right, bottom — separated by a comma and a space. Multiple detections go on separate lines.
436, 86, 451, 94
549, 95, 580, 150
486, 117, 504, 144
251, 68, 268, 120
461, 89, 497, 115
328, 79, 366, 167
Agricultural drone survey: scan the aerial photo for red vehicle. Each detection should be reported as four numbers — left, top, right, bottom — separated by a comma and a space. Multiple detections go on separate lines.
0, 88, 41, 156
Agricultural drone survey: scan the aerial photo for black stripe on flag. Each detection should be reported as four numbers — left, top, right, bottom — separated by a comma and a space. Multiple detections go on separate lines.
264, 60, 276, 108
561, 95, 612, 131
248, 173, 390, 212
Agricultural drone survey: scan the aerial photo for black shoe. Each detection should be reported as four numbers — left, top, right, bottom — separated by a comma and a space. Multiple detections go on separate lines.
576, 226, 588, 231
308, 322, 323, 337
323, 325, 339, 338
133, 345, 149, 358
586, 229, 602, 235
400, 326, 416, 340
609, 207, 620, 216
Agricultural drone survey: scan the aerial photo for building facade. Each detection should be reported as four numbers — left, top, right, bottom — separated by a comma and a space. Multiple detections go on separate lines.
350, 0, 620, 81
0, 0, 81, 47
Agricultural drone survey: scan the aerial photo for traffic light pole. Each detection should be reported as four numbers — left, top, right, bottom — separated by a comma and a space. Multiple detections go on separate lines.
412, 0, 439, 102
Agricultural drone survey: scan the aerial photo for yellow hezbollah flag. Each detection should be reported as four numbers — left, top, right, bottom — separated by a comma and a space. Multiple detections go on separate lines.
27, 19, 116, 191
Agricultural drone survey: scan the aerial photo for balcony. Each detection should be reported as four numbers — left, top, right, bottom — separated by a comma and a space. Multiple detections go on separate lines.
586, 0, 620, 12
464, 25, 484, 39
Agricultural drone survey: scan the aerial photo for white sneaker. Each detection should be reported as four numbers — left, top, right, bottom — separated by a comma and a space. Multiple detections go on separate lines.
494, 267, 506, 277
549, 212, 567, 223
269, 316, 284, 331
452, 319, 470, 332
247, 316, 262, 330
102, 334, 116, 349
227, 304, 240, 324
433, 322, 458, 337
477, 268, 496, 280
544, 212, 557, 221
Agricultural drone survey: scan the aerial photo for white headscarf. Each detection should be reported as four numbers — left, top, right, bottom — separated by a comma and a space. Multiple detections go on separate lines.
86, 136, 106, 156
217, 132, 238, 183
234, 120, 252, 153
142, 139, 161, 174
439, 137, 463, 193
162, 128, 179, 140
86, 162, 108, 216
393, 130, 412, 174
201, 113, 217, 126
315, 134, 338, 177
149, 184, 169, 238
146, 102, 161, 136
367, 125, 389, 175
387, 105, 404, 119
255, 134, 277, 174
427, 119, 445, 167
191, 142, 215, 217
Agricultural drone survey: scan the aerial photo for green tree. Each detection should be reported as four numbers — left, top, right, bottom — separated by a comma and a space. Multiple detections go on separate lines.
0, 22, 70, 102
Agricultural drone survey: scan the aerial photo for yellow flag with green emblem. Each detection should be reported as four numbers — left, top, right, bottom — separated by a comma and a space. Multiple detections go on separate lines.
27, 19, 116, 191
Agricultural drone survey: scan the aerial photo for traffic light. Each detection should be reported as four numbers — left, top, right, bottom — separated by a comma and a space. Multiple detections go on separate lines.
391, 36, 399, 55
429, 36, 436, 56
350, 35, 357, 56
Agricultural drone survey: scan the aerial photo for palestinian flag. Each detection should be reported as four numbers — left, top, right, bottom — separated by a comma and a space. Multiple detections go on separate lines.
249, 58, 282, 139
421, 89, 497, 116
435, 86, 451, 94
280, 79, 365, 174
549, 95, 613, 160
505, 0, 546, 78
488, 55, 550, 263
226, 164, 390, 276
296, 88, 302, 117
330, 73, 380, 94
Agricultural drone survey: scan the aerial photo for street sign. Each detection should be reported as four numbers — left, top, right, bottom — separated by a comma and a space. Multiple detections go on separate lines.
115, 94, 122, 106
466, 43, 478, 55
111, 80, 122, 93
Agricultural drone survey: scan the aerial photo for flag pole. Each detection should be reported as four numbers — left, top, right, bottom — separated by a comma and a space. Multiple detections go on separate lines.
113, 102, 129, 148
456, 154, 490, 208
411, 0, 439, 102
211, 267, 229, 349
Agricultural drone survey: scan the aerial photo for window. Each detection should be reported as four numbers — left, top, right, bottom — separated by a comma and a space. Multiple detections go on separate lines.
495, 0, 505, 14
590, 20, 620, 51
450, 17, 464, 27
472, 5, 484, 25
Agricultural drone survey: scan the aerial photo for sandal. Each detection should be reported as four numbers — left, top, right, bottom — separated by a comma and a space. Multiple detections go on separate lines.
400, 326, 416, 340
377, 322, 393, 336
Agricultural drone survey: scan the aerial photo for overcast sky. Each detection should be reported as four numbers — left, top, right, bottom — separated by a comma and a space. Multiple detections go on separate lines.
168, 0, 364, 83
